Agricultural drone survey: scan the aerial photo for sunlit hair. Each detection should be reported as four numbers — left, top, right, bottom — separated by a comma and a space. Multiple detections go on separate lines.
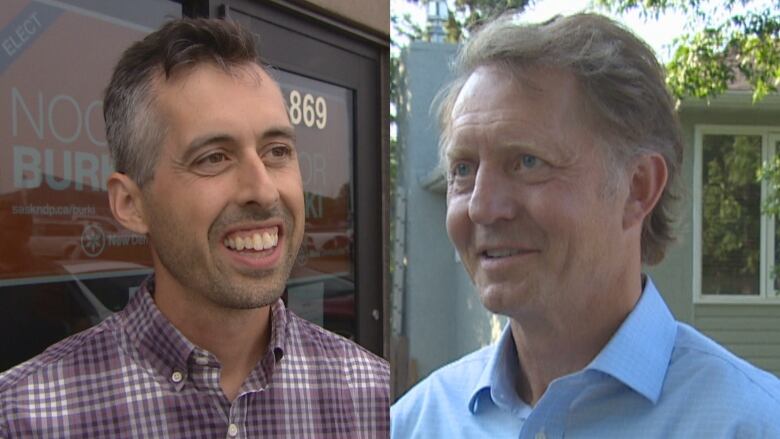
437, 13, 683, 265
104, 18, 262, 187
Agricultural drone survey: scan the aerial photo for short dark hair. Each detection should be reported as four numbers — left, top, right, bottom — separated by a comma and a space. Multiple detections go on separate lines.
437, 13, 683, 265
104, 18, 261, 186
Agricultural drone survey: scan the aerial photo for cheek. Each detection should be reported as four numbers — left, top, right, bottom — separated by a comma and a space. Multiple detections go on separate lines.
445, 196, 470, 249
538, 191, 616, 256
171, 185, 228, 241
276, 172, 305, 230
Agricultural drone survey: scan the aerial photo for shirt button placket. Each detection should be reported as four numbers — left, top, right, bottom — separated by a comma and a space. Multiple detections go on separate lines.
227, 395, 247, 438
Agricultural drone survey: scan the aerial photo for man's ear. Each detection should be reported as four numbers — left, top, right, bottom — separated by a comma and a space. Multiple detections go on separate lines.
107, 172, 149, 235
623, 153, 668, 230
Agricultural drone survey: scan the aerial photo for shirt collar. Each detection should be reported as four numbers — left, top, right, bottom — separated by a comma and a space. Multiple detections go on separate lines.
468, 324, 525, 414
268, 297, 288, 361
119, 275, 289, 390
586, 276, 676, 403
466, 276, 677, 412
122, 276, 196, 381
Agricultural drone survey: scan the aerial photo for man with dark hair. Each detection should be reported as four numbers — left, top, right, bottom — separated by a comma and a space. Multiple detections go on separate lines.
391, 13, 780, 438
1, 18, 389, 438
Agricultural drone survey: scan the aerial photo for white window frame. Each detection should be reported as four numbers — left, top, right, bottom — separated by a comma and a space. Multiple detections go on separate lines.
693, 125, 780, 305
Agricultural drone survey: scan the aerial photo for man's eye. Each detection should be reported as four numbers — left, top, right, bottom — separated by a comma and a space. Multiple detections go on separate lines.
196, 152, 228, 165
264, 145, 294, 165
520, 154, 538, 169
270, 146, 291, 158
451, 162, 474, 179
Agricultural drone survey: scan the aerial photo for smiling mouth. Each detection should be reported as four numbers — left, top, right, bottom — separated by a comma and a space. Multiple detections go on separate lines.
223, 226, 279, 252
481, 248, 534, 258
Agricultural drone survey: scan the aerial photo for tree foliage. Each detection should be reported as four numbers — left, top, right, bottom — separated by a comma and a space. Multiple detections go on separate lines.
397, 0, 532, 43
442, 0, 532, 41
598, 0, 780, 103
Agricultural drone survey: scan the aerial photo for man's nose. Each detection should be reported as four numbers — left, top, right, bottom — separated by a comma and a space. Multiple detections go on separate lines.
235, 154, 280, 208
468, 168, 517, 224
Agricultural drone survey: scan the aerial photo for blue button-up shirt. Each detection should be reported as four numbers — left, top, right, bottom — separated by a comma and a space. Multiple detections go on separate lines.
392, 278, 780, 438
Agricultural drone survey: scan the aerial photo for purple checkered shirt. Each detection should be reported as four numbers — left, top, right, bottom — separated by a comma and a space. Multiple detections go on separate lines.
0, 278, 390, 438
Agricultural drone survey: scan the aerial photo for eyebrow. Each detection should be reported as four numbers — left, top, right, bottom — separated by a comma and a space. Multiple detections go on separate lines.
445, 138, 547, 162
444, 143, 470, 161
180, 125, 297, 163
263, 125, 297, 143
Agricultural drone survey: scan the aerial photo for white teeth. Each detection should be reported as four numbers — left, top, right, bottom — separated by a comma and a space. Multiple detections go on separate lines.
485, 249, 521, 258
223, 228, 279, 251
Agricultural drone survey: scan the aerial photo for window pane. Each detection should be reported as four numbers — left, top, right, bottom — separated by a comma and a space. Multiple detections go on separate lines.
275, 70, 357, 341
0, 0, 176, 372
775, 140, 780, 295
701, 134, 762, 295
775, 215, 779, 294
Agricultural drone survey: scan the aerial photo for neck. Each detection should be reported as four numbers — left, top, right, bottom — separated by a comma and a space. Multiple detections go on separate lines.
153, 274, 273, 401
510, 269, 643, 406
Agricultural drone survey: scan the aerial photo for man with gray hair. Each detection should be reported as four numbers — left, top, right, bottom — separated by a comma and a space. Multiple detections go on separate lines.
1, 18, 389, 438
392, 13, 779, 438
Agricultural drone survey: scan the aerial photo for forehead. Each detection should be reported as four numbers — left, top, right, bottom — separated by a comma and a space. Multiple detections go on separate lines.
451, 65, 582, 121
155, 62, 286, 113
445, 66, 588, 155
152, 62, 290, 140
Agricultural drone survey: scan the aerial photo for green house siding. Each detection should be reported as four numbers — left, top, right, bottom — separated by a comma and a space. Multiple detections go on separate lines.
694, 304, 780, 376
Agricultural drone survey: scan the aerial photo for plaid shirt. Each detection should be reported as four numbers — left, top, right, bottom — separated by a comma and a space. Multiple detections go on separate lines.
0, 278, 389, 438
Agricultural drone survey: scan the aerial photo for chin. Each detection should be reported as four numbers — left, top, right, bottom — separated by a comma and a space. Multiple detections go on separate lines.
204, 275, 286, 310
212, 288, 282, 310
477, 281, 534, 317
477, 285, 512, 315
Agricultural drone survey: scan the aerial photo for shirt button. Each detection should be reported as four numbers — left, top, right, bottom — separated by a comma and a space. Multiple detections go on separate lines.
227, 423, 239, 437
171, 370, 184, 383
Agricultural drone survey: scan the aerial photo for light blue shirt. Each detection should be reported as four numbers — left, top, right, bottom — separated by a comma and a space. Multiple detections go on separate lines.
392, 278, 780, 438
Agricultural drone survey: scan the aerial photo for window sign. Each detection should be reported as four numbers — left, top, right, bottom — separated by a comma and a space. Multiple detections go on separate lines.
0, 0, 178, 370
273, 69, 356, 339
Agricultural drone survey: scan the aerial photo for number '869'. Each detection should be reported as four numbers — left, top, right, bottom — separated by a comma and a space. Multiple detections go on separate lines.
288, 90, 327, 130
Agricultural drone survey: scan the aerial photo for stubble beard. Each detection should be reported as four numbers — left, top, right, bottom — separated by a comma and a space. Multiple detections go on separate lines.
149, 203, 301, 311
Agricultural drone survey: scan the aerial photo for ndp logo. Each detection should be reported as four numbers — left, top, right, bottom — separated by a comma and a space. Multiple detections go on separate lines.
79, 222, 148, 258
80, 223, 105, 257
